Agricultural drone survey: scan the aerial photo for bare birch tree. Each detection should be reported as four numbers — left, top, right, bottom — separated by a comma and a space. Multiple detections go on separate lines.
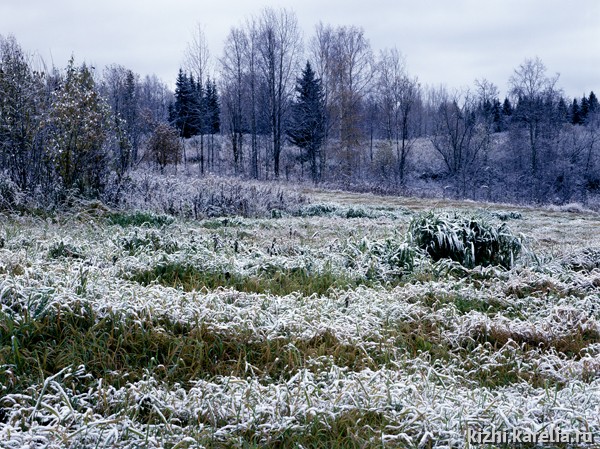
256, 7, 302, 179
220, 27, 247, 174
376, 48, 420, 185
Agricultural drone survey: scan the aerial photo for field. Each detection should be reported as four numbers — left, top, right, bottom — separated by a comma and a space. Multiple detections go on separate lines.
1, 184, 600, 448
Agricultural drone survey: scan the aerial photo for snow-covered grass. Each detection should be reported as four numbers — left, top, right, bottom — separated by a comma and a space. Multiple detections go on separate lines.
1, 189, 600, 448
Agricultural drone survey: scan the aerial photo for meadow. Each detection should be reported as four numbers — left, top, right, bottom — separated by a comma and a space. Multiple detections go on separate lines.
1, 181, 599, 448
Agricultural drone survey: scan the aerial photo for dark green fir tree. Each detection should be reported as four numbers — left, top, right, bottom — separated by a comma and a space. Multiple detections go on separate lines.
287, 61, 325, 183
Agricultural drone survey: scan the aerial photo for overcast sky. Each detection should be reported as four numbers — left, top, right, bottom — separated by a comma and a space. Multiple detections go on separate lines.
1, 0, 598, 98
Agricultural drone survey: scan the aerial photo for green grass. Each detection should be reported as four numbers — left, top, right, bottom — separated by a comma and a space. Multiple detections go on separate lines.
223, 410, 400, 449
120, 230, 180, 255
0, 305, 390, 396
48, 241, 84, 259
130, 261, 364, 297
201, 217, 245, 229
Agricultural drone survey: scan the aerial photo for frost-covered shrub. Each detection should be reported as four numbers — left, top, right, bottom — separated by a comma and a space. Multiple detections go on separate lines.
345, 207, 374, 219
408, 212, 523, 269
561, 247, 600, 272
106, 170, 309, 218
298, 203, 405, 219
491, 210, 523, 221
0, 174, 21, 210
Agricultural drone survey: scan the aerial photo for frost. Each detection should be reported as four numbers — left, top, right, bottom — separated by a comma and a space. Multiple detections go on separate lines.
1, 200, 599, 447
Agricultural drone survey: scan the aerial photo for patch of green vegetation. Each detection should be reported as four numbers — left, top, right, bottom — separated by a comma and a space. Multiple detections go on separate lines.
107, 211, 174, 227
215, 409, 402, 449
297, 203, 406, 219
414, 290, 517, 317
344, 207, 374, 219
465, 320, 600, 358
201, 217, 245, 229
491, 210, 523, 221
409, 212, 523, 269
452, 296, 505, 315
48, 241, 84, 259
298, 203, 339, 217
120, 230, 179, 255
345, 237, 416, 283
130, 262, 363, 297
0, 305, 387, 396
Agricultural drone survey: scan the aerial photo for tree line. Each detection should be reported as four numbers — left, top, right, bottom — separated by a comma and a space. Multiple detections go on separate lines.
1, 7, 599, 208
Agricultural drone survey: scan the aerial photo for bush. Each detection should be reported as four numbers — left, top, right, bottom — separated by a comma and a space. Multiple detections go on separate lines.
408, 212, 523, 269
0, 175, 20, 210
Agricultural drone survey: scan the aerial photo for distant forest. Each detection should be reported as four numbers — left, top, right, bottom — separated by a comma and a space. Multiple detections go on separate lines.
1, 7, 598, 208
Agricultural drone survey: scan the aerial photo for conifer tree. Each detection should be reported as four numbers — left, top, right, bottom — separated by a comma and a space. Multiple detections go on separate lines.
172, 69, 196, 138
287, 61, 325, 183
557, 97, 569, 123
580, 95, 590, 124
205, 78, 220, 135
589, 91, 599, 115
571, 98, 581, 125
502, 97, 513, 117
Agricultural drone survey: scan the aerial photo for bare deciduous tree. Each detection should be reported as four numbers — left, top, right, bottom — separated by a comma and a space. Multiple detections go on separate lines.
310, 24, 373, 181
185, 24, 211, 174
431, 89, 490, 197
257, 7, 302, 179
221, 27, 247, 174
509, 57, 560, 179
376, 48, 420, 185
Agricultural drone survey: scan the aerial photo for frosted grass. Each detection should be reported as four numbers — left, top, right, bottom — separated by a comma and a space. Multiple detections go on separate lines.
1, 201, 599, 447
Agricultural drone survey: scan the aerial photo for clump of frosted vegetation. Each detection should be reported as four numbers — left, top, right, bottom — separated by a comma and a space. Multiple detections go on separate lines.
409, 211, 524, 269
298, 202, 410, 219
110, 170, 309, 218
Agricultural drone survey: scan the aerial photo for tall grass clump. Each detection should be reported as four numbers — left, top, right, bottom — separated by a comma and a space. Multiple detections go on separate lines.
408, 212, 523, 268
345, 237, 416, 283
107, 171, 309, 219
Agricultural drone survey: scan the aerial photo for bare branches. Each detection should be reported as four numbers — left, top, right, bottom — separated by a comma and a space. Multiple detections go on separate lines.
184, 23, 211, 84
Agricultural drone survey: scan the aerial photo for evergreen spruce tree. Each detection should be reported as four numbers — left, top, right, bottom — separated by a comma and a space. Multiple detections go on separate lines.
557, 97, 569, 123
571, 98, 581, 125
589, 91, 599, 115
173, 69, 196, 138
287, 61, 325, 183
191, 76, 205, 137
204, 77, 220, 172
205, 78, 220, 135
492, 98, 502, 131
502, 97, 513, 117
580, 95, 590, 124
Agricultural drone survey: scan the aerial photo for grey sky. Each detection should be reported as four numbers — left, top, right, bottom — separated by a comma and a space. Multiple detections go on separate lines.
1, 0, 598, 98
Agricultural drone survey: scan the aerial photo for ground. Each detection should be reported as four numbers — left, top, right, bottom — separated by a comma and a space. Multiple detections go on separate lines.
1, 187, 599, 448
